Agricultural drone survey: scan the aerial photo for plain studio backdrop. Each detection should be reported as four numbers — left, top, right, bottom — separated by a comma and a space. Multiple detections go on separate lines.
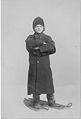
2, 0, 80, 119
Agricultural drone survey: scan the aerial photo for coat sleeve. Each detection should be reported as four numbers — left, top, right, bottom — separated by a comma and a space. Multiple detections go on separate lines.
39, 36, 56, 55
25, 35, 44, 52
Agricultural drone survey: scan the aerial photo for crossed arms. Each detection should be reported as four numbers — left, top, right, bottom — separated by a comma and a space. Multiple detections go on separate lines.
25, 35, 56, 56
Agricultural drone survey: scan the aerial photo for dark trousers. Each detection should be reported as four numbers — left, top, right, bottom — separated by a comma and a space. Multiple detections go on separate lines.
33, 93, 54, 102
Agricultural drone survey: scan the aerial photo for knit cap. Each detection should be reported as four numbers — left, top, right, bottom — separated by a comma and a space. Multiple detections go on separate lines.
33, 17, 45, 30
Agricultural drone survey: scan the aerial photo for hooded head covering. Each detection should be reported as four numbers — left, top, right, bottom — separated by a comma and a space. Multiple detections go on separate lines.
33, 17, 45, 32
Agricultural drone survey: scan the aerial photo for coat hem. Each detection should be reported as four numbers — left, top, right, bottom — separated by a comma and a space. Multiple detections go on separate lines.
27, 91, 55, 95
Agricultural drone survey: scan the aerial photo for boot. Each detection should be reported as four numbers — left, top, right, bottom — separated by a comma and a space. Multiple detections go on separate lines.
47, 94, 56, 107
33, 94, 40, 108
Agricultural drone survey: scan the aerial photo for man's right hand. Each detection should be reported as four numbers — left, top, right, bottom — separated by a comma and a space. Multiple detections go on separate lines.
43, 42, 46, 44
33, 47, 39, 50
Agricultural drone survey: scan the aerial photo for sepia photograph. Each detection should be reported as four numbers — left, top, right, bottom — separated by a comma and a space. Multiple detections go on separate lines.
1, 0, 80, 119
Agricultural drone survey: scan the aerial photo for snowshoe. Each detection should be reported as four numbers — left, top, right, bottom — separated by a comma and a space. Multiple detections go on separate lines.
24, 98, 72, 111
24, 98, 49, 111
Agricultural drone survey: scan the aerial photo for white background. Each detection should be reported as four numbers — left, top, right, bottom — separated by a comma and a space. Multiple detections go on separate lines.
2, 0, 80, 119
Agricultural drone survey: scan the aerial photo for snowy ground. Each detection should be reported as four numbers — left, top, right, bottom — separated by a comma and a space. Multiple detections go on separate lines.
2, 83, 80, 119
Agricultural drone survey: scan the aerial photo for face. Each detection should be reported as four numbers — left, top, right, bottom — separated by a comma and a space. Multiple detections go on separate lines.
34, 24, 44, 33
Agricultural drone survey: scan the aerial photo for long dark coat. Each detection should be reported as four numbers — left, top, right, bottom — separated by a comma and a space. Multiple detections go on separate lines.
25, 33, 56, 95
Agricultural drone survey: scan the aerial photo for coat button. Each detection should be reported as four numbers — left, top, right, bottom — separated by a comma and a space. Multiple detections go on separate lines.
37, 60, 39, 63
